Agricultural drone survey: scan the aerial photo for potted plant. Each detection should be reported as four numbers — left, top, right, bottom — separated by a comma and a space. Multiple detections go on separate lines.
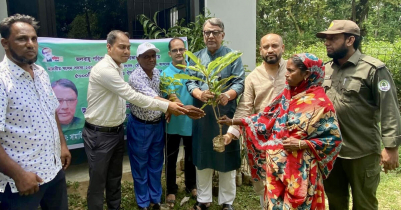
174, 50, 243, 152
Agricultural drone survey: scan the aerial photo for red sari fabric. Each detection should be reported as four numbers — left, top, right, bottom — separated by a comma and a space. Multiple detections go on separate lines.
241, 53, 342, 209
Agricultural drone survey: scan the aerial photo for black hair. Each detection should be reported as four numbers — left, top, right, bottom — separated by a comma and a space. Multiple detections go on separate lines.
168, 38, 185, 50
344, 33, 362, 50
291, 55, 308, 72
51, 79, 78, 96
0, 14, 39, 39
107, 30, 130, 46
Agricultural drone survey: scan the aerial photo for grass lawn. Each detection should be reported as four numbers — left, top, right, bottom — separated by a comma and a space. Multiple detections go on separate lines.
376, 172, 401, 209
67, 170, 401, 210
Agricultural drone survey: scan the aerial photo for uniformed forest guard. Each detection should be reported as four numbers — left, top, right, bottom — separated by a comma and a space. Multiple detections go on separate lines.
316, 20, 401, 210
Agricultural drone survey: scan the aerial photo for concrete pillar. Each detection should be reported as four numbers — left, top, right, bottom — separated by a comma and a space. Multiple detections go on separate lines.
205, 0, 257, 71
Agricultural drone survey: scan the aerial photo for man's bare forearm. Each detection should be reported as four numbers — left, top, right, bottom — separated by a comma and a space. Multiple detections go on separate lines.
167, 94, 182, 103
55, 114, 67, 147
0, 144, 24, 180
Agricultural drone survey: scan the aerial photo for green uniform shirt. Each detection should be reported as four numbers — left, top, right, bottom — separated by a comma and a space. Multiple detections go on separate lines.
323, 50, 401, 159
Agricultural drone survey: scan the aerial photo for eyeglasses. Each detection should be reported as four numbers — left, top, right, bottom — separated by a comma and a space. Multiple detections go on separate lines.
58, 98, 77, 105
171, 48, 186, 53
203, 30, 223, 37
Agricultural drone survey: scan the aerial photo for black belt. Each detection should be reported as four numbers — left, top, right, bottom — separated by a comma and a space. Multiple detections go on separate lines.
84, 121, 123, 133
131, 114, 162, 124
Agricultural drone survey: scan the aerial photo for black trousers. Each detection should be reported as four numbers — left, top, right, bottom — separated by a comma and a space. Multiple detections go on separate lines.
82, 125, 124, 210
165, 134, 196, 194
0, 169, 68, 210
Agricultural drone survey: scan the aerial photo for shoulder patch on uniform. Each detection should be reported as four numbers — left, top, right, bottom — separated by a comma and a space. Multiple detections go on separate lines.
360, 55, 385, 69
378, 79, 391, 92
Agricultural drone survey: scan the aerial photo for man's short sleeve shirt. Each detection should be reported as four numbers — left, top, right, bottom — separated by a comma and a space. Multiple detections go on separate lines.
128, 66, 163, 121
0, 56, 62, 193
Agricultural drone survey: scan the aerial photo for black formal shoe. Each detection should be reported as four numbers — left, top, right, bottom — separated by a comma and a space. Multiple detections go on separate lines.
222, 204, 234, 210
138, 206, 149, 210
152, 203, 160, 210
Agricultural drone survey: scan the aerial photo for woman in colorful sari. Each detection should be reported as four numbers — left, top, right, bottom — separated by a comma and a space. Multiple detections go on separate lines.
218, 53, 342, 209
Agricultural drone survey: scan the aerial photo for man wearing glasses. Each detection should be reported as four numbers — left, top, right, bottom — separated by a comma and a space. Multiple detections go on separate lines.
52, 78, 83, 131
186, 18, 245, 210
162, 38, 204, 208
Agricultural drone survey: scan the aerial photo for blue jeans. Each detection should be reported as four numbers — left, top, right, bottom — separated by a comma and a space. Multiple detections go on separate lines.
127, 114, 165, 208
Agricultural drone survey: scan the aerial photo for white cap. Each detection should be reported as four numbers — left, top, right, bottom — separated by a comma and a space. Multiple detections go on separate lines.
136, 42, 160, 57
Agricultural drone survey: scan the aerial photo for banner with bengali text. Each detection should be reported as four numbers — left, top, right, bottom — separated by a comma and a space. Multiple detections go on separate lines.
37, 37, 187, 149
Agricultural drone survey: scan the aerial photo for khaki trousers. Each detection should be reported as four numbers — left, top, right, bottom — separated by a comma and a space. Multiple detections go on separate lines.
323, 154, 381, 210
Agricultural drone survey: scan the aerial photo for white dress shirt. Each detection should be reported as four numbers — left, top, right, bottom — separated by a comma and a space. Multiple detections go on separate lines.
84, 54, 168, 127
0, 56, 62, 193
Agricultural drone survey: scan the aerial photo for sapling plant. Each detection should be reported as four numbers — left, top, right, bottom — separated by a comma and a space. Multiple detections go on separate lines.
174, 50, 243, 152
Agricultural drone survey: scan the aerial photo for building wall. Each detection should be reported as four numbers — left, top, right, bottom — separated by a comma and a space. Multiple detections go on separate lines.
205, 0, 256, 70
0, 0, 7, 59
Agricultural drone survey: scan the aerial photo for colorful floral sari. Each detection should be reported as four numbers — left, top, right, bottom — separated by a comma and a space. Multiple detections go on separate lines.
241, 53, 342, 209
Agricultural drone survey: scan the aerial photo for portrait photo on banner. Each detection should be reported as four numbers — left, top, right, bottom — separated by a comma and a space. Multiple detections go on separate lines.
36, 37, 188, 149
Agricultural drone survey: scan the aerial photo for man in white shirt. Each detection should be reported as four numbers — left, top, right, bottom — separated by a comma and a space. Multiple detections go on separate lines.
83, 30, 187, 210
0, 14, 71, 210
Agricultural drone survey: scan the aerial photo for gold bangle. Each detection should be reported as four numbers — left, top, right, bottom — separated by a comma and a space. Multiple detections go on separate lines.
298, 140, 301, 150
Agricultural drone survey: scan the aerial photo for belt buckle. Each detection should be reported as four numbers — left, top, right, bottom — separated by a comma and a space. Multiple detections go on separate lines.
116, 125, 121, 132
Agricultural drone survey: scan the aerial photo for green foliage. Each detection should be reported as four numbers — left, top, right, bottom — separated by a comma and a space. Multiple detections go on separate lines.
55, 0, 129, 39
174, 51, 243, 113
256, 0, 401, 63
364, 1, 401, 41
159, 73, 183, 100
138, 11, 212, 52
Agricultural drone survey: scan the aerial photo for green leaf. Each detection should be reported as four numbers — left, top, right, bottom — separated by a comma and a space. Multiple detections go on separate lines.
153, 11, 159, 24
154, 31, 162, 39
210, 51, 242, 79
213, 75, 237, 91
174, 74, 205, 82
186, 66, 203, 73
207, 57, 223, 74
215, 52, 243, 74
184, 51, 201, 67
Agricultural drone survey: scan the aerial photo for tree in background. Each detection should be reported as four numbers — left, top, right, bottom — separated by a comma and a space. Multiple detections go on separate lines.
256, 0, 401, 59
